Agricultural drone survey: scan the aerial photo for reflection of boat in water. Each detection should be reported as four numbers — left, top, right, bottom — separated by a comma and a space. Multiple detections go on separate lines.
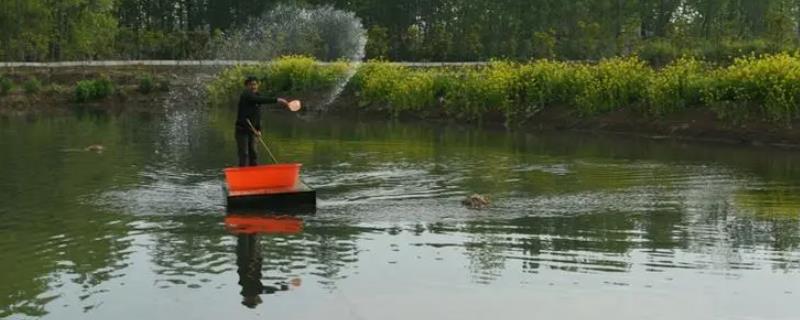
228, 214, 304, 309
225, 214, 304, 235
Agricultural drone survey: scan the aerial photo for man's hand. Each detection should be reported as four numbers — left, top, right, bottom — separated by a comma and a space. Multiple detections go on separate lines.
288, 100, 302, 112
255, 130, 262, 137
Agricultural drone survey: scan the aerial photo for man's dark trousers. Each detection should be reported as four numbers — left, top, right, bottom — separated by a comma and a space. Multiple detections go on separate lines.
235, 130, 258, 167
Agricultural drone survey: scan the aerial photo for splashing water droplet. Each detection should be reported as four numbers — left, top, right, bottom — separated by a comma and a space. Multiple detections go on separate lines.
214, 4, 367, 112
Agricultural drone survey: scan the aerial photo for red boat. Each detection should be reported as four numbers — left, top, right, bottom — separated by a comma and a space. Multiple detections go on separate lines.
223, 163, 316, 213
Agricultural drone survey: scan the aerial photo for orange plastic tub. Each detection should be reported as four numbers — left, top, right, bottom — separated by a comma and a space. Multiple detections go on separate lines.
224, 163, 302, 191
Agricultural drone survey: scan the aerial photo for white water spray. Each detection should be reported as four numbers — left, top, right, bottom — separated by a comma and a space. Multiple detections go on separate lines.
215, 4, 367, 110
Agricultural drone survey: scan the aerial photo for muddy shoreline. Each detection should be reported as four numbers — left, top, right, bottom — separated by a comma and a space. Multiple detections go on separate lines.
323, 94, 800, 149
0, 65, 216, 116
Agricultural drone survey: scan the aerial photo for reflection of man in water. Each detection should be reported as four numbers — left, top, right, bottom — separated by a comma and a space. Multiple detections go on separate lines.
236, 234, 289, 308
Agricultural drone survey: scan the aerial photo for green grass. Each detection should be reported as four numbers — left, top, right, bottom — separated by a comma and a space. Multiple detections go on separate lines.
0, 76, 13, 96
23, 78, 42, 94
138, 74, 154, 94
75, 77, 115, 102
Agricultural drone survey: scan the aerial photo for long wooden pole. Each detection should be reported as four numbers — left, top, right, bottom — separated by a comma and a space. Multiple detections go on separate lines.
246, 119, 279, 164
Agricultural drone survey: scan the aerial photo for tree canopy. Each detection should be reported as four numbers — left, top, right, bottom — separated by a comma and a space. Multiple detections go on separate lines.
2, 0, 800, 62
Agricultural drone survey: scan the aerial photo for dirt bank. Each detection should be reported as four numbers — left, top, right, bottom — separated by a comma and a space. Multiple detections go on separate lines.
326, 94, 800, 149
0, 65, 220, 116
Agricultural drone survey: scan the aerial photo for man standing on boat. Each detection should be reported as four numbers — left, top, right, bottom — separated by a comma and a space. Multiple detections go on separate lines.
235, 76, 300, 167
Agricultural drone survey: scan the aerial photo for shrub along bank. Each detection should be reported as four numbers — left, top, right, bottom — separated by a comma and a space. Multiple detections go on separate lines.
208, 54, 800, 130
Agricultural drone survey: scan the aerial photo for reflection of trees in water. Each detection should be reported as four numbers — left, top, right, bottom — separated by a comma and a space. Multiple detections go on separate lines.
679, 180, 800, 271
462, 230, 508, 284
294, 225, 361, 290
146, 219, 362, 291
455, 203, 798, 281
505, 214, 636, 275
638, 209, 691, 271
148, 216, 234, 288
734, 187, 800, 252
0, 116, 142, 318
0, 214, 132, 318
640, 209, 689, 250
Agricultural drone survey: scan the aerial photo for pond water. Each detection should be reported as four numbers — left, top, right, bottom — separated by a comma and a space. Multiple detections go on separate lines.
1, 105, 799, 320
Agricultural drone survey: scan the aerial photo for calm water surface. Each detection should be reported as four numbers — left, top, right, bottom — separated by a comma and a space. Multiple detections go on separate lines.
1, 105, 799, 320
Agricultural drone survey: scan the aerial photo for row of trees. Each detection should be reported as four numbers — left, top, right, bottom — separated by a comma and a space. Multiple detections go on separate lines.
4, 0, 800, 62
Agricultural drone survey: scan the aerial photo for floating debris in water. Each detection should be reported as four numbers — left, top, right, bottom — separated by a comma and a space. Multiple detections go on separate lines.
462, 193, 490, 210
84, 144, 105, 153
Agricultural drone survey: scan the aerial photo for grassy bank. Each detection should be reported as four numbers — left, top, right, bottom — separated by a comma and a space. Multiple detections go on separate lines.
209, 55, 800, 129
0, 67, 175, 114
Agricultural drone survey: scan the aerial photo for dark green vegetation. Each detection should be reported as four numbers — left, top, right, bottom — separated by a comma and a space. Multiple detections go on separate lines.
0, 68, 170, 109
208, 55, 800, 127
22, 78, 42, 94
4, 0, 800, 63
208, 56, 350, 105
75, 78, 115, 102
137, 74, 154, 94
0, 76, 12, 96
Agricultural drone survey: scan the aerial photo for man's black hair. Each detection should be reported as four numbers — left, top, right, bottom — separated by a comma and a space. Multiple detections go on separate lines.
244, 76, 259, 86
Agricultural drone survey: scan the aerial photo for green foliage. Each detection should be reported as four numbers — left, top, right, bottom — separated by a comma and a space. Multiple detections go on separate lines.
22, 78, 42, 94
0, 0, 117, 61
645, 57, 709, 115
211, 54, 800, 126
637, 40, 682, 67
114, 29, 215, 60
440, 68, 491, 121
75, 81, 93, 102
266, 56, 349, 93
75, 77, 115, 102
207, 56, 350, 106
575, 57, 652, 115
432, 61, 520, 121
532, 30, 557, 59
353, 64, 448, 117
703, 53, 800, 124
353, 62, 410, 109
514, 60, 589, 121
386, 69, 438, 114
692, 40, 778, 65
138, 74, 154, 94
365, 26, 390, 59
128, 0, 800, 62
0, 76, 12, 96
5, 1, 800, 62
63, 1, 118, 59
